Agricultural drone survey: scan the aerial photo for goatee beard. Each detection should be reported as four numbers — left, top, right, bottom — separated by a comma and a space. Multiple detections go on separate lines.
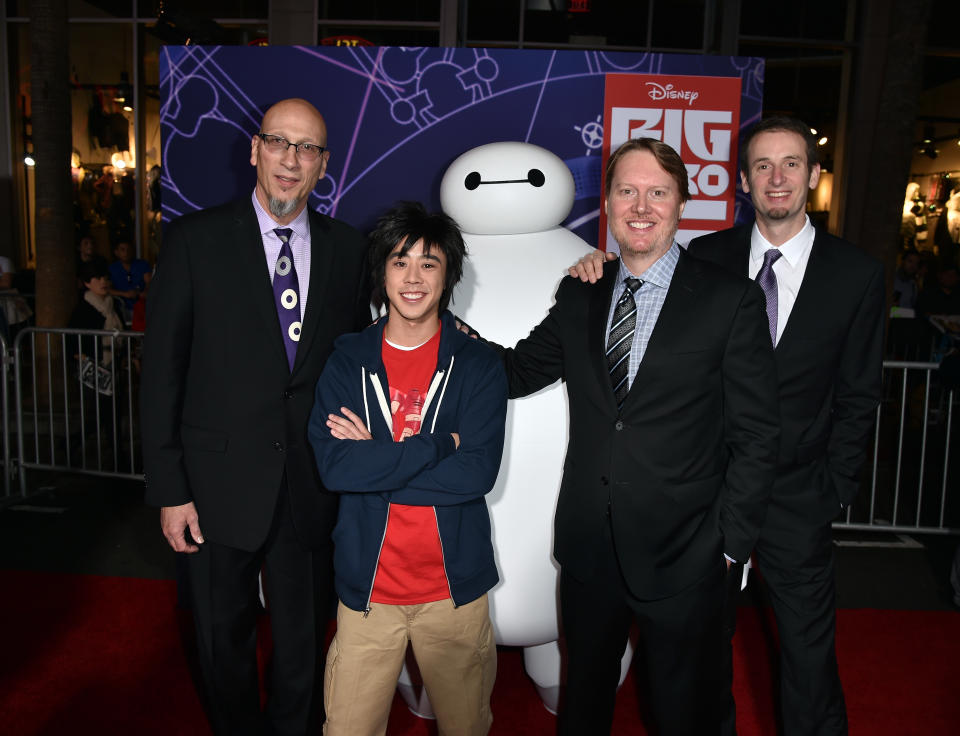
269, 196, 299, 219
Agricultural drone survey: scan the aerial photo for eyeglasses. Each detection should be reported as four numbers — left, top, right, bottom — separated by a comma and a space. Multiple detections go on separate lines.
256, 133, 326, 161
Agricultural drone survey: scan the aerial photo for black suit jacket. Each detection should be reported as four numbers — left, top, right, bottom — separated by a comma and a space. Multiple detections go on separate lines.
141, 198, 370, 551
503, 249, 780, 600
688, 224, 884, 512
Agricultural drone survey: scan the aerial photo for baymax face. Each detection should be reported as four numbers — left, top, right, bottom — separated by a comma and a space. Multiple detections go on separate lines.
440, 142, 575, 235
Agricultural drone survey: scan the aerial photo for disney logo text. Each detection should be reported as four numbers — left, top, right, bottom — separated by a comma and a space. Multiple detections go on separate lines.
645, 82, 700, 106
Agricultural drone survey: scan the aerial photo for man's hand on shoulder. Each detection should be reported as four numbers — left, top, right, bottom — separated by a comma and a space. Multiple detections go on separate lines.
569, 249, 617, 283
327, 406, 373, 440
453, 317, 479, 340
161, 502, 203, 553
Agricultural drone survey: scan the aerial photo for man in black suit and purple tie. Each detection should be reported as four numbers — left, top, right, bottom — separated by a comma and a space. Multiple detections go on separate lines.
141, 98, 370, 736
573, 117, 884, 736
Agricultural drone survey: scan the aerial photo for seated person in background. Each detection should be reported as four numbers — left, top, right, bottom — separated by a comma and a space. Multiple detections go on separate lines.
892, 249, 920, 310
0, 255, 15, 290
68, 261, 127, 456
917, 265, 960, 317
0, 254, 33, 338
76, 236, 109, 272
71, 260, 126, 338
888, 249, 933, 359
308, 202, 507, 736
130, 271, 151, 332
76, 236, 109, 293
108, 240, 151, 319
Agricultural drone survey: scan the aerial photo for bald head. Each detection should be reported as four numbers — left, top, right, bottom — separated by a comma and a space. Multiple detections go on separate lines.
251, 98, 331, 226
260, 98, 327, 141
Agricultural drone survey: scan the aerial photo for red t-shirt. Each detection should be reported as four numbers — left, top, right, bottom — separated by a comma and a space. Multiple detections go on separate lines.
370, 326, 450, 604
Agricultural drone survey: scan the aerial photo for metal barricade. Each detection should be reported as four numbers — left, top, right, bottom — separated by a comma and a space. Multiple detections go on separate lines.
13, 327, 144, 493
0, 332, 10, 500
835, 360, 958, 534
2, 334, 956, 535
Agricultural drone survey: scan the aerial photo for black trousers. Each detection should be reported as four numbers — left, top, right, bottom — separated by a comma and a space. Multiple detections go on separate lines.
186, 483, 333, 736
720, 561, 744, 736
721, 462, 847, 736
558, 520, 727, 736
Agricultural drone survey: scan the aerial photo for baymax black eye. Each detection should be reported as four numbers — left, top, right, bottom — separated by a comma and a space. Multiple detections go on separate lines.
528, 169, 545, 187
464, 172, 482, 190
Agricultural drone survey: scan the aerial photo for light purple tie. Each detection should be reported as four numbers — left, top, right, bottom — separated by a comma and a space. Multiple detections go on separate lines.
273, 228, 300, 370
756, 248, 783, 345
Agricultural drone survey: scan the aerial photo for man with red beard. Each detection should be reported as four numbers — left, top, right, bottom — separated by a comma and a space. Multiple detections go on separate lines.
502, 137, 779, 735
572, 119, 884, 736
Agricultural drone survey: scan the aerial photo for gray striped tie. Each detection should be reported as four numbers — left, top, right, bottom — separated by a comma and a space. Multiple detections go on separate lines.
606, 277, 643, 408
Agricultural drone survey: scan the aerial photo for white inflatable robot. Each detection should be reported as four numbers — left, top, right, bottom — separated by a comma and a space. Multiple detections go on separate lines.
397, 141, 633, 717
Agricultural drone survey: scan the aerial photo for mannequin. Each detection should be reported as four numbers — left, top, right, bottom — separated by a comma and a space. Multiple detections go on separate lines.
901, 182, 921, 250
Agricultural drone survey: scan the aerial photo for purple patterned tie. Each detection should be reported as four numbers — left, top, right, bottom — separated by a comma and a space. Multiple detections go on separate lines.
272, 228, 300, 370
756, 248, 783, 345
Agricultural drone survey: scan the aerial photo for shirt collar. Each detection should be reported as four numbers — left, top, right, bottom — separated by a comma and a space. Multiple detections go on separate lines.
251, 190, 311, 243
617, 242, 680, 290
750, 215, 815, 268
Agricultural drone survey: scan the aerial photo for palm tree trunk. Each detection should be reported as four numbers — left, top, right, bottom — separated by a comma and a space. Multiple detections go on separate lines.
29, 0, 74, 328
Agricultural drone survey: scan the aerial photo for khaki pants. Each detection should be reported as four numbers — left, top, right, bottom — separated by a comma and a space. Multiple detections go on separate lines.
323, 595, 496, 736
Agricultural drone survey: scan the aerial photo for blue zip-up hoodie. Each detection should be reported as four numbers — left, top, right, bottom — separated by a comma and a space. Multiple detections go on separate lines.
308, 310, 508, 612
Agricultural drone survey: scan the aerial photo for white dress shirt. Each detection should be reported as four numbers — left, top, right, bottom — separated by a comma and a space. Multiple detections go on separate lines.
605, 243, 680, 392
748, 215, 816, 346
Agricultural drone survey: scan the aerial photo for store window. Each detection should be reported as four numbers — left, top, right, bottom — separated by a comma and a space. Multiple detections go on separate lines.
8, 21, 33, 266
318, 24, 440, 46
320, 0, 440, 21
69, 22, 138, 266
466, 0, 706, 51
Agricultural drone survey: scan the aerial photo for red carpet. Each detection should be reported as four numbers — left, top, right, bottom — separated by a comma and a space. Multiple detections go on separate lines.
0, 570, 957, 735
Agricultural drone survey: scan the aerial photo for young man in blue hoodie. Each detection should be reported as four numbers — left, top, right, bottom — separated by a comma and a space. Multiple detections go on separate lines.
308, 202, 508, 736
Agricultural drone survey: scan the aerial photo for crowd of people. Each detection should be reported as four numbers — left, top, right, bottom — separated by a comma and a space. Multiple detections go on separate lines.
133, 96, 885, 736
890, 184, 960, 359
889, 248, 960, 359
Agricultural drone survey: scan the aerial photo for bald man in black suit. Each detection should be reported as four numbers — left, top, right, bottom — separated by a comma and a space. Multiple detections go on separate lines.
141, 98, 370, 736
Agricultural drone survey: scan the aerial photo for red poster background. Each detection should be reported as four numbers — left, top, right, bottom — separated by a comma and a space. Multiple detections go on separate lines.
600, 73, 742, 251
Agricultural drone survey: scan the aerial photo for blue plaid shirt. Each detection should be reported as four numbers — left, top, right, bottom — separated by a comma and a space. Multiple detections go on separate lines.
604, 243, 680, 394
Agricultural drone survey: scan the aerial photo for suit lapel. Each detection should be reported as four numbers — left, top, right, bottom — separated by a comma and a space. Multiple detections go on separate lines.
234, 201, 289, 367
722, 225, 752, 277
776, 229, 830, 350
623, 250, 702, 407
291, 209, 335, 374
